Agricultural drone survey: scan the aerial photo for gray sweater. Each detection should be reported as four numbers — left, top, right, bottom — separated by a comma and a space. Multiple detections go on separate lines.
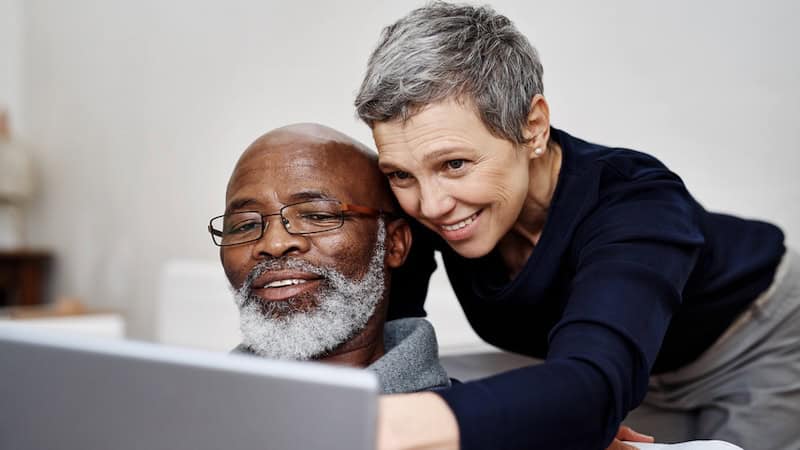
233, 317, 450, 394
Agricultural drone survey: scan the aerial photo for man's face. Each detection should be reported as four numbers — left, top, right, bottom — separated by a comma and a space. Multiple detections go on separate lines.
221, 140, 388, 360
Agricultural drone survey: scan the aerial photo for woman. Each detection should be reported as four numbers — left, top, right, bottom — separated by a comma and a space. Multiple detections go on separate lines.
354, 2, 798, 450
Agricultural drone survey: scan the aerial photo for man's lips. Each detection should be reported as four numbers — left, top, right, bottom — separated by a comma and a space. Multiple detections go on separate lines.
250, 270, 322, 302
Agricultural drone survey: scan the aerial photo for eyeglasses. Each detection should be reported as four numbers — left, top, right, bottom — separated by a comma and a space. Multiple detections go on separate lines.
208, 199, 389, 247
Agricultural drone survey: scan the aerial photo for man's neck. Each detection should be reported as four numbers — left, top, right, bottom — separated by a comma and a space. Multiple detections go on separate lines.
316, 299, 390, 367
320, 340, 385, 367
318, 302, 386, 368
317, 326, 386, 368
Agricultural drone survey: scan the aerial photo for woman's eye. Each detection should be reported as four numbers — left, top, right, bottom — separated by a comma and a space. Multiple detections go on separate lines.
446, 159, 466, 170
388, 171, 411, 181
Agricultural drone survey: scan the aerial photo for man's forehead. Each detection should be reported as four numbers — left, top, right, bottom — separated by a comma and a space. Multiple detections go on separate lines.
225, 124, 388, 211
242, 133, 368, 167
234, 124, 377, 176
231, 145, 353, 184
226, 148, 361, 207
247, 124, 374, 159
258, 124, 358, 147
226, 188, 340, 213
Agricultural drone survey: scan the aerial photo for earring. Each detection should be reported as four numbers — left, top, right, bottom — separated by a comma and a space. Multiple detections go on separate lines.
534, 147, 544, 156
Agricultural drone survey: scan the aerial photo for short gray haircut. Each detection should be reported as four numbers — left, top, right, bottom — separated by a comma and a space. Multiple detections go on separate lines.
355, 1, 544, 145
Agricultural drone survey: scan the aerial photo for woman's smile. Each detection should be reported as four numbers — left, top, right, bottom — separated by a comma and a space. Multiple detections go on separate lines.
436, 210, 482, 241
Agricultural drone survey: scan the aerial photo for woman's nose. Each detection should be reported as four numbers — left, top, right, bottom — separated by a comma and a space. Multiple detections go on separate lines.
418, 180, 456, 220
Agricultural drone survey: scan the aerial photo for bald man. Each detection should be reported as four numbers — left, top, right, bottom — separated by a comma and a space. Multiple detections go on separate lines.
208, 123, 450, 394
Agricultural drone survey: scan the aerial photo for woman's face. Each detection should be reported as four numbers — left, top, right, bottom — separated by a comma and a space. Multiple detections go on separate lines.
372, 98, 535, 258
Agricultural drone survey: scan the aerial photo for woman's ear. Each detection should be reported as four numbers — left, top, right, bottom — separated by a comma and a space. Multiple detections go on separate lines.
522, 94, 551, 159
384, 218, 412, 268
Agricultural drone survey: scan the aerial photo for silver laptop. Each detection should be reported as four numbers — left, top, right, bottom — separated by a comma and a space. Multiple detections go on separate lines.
0, 324, 378, 450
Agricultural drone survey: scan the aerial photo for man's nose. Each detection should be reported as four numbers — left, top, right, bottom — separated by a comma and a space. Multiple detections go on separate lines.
251, 216, 310, 258
418, 179, 456, 220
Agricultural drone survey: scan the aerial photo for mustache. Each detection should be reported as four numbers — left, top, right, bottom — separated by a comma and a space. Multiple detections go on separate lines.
237, 257, 328, 301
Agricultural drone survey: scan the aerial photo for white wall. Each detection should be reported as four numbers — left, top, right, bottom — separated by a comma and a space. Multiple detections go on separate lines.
0, 0, 25, 133
10, 0, 800, 340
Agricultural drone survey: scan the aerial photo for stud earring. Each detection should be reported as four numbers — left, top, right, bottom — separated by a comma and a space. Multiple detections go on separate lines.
534, 147, 544, 156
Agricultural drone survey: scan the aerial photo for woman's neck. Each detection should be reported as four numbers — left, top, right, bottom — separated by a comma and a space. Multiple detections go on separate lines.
514, 140, 562, 242
498, 139, 563, 278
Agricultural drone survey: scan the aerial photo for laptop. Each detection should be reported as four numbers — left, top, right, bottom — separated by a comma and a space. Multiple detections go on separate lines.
0, 324, 378, 450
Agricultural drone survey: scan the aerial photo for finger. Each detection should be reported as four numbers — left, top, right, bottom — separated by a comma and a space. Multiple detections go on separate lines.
606, 438, 639, 450
616, 425, 655, 443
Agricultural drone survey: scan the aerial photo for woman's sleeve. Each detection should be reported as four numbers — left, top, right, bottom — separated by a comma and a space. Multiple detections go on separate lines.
437, 172, 705, 450
387, 218, 439, 320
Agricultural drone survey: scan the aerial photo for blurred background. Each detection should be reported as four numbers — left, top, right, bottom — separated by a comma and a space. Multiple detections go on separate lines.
1, 0, 798, 352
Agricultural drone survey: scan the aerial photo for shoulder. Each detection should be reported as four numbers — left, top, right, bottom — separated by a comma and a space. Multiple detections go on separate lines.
554, 127, 680, 187
383, 317, 437, 346
374, 318, 451, 393
553, 127, 697, 227
382, 318, 441, 371
552, 128, 705, 254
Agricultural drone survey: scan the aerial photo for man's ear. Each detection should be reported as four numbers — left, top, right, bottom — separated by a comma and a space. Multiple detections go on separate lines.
384, 218, 412, 268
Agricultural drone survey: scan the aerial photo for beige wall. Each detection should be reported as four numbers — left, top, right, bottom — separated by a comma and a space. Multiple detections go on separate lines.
5, 0, 799, 339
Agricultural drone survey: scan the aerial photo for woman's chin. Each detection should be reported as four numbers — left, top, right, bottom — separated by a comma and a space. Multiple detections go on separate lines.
446, 237, 495, 259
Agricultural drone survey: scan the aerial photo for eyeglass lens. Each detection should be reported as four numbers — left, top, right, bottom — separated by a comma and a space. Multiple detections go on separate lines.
211, 200, 345, 245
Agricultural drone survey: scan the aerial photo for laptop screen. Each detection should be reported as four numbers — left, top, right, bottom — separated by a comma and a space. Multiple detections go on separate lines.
0, 324, 378, 450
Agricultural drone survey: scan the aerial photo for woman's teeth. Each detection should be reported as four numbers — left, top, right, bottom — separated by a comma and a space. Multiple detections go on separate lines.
265, 279, 308, 288
442, 213, 478, 231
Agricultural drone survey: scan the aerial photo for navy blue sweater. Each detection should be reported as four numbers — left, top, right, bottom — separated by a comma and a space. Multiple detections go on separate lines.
388, 128, 785, 450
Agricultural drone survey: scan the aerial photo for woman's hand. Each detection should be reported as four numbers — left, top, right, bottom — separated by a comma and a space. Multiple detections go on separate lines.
377, 392, 459, 450
607, 425, 655, 450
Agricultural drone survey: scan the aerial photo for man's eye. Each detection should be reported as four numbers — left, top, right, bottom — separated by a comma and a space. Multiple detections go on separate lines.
227, 221, 260, 234
301, 213, 339, 222
446, 159, 466, 170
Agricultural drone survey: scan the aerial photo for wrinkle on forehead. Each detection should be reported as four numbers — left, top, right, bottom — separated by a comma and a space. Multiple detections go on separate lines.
226, 123, 395, 210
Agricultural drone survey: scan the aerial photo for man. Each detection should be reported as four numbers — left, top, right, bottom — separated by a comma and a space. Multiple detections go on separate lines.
209, 123, 450, 394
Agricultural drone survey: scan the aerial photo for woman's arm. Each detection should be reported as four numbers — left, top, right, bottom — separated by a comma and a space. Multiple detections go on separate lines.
397, 179, 703, 449
376, 394, 654, 450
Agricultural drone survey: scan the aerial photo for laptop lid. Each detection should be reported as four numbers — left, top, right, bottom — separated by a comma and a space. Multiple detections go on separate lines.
0, 324, 378, 450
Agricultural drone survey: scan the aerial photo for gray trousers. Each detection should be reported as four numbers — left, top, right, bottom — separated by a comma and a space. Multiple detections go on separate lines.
625, 249, 800, 450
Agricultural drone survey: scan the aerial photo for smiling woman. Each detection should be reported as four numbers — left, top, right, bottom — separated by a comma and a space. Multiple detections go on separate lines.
355, 2, 799, 450
373, 97, 542, 260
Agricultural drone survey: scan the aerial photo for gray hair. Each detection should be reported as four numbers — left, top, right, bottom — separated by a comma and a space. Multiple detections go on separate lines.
355, 1, 544, 145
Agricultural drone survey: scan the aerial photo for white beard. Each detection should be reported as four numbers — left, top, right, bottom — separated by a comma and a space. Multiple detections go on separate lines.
232, 220, 386, 360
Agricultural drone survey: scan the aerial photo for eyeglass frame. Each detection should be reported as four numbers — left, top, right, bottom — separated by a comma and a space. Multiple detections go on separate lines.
208, 199, 394, 247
